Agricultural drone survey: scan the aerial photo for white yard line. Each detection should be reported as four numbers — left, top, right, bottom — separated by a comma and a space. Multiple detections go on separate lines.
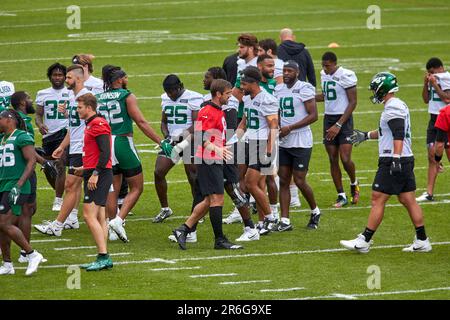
151, 266, 201, 271
291, 286, 450, 300
31, 239, 71, 243
190, 273, 238, 278
53, 245, 96, 251
220, 280, 272, 285
86, 252, 132, 257
260, 287, 305, 292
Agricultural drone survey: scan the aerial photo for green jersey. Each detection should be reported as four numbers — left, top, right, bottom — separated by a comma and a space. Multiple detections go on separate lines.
0, 129, 34, 193
18, 111, 34, 139
96, 89, 133, 135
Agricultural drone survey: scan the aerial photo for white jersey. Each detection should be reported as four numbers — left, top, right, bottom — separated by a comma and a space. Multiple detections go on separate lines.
161, 89, 203, 138
320, 67, 357, 115
378, 97, 413, 158
84, 75, 104, 95
0, 80, 15, 109
67, 88, 91, 154
243, 90, 278, 140
428, 71, 450, 114
35, 87, 70, 138
237, 56, 258, 73
203, 93, 239, 111
275, 80, 315, 148
274, 58, 284, 79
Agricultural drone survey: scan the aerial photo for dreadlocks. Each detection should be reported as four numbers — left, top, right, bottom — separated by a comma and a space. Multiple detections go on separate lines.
2, 109, 27, 131
102, 64, 127, 92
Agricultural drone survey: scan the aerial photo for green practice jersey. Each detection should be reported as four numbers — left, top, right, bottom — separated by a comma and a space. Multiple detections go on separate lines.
96, 89, 133, 135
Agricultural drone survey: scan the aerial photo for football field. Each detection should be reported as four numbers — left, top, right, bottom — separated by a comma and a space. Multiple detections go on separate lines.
0, 0, 449, 300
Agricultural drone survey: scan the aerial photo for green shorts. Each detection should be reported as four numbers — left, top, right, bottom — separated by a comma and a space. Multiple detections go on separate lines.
112, 135, 142, 177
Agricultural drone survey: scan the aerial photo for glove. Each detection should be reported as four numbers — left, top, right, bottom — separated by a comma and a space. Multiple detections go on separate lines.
390, 156, 402, 176
42, 160, 58, 190
170, 139, 190, 162
160, 139, 173, 157
8, 185, 21, 205
349, 129, 369, 146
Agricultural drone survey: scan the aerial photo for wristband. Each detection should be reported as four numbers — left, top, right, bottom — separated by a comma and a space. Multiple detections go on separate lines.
92, 170, 99, 176
367, 131, 371, 140
335, 122, 342, 128
392, 154, 401, 159
435, 153, 443, 162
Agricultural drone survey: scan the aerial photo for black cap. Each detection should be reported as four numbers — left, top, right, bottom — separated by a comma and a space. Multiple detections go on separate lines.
283, 60, 299, 71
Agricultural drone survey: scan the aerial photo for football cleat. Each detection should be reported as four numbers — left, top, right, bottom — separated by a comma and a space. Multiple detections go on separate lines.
402, 236, 432, 252
168, 230, 197, 243
109, 218, 128, 243
277, 221, 293, 232
86, 256, 113, 271
172, 225, 189, 250
0, 262, 15, 275
63, 218, 80, 230
152, 208, 173, 223
307, 213, 321, 230
235, 227, 260, 241
26, 251, 44, 276
34, 220, 62, 237
416, 192, 434, 202
222, 208, 242, 224
259, 217, 276, 236
214, 236, 243, 250
18, 251, 28, 263
108, 226, 119, 241
333, 195, 348, 208
350, 183, 360, 204
340, 234, 372, 253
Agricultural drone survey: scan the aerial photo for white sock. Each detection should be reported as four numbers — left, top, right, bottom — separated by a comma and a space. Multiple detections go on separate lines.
258, 221, 264, 228
270, 204, 279, 219
350, 180, 358, 186
338, 192, 347, 199
311, 207, 321, 215
265, 213, 275, 221
69, 209, 78, 220
281, 217, 290, 225
54, 197, 63, 202
3, 261, 13, 268
55, 220, 64, 228
162, 207, 169, 211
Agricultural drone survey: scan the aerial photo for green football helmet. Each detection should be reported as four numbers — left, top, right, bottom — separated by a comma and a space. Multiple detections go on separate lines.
369, 72, 399, 104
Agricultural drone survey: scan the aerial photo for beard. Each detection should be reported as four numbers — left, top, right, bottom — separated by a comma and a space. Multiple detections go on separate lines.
26, 102, 36, 114
67, 82, 75, 90
262, 72, 273, 80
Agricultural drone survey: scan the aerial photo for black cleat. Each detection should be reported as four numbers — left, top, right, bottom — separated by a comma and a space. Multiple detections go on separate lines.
172, 225, 189, 250
277, 221, 293, 232
214, 236, 243, 250
307, 213, 321, 229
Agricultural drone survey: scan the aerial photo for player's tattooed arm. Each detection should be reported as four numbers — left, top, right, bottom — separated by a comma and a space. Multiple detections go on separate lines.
35, 105, 48, 135
281, 98, 318, 137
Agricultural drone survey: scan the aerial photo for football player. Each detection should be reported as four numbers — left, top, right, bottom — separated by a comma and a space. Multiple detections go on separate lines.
257, 38, 284, 84
274, 61, 321, 231
71, 54, 104, 95
341, 72, 431, 253
416, 58, 450, 202
316, 52, 360, 207
152, 74, 203, 223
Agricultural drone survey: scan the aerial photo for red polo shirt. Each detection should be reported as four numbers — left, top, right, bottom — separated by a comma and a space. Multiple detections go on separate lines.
83, 115, 112, 169
195, 102, 226, 161
435, 104, 450, 141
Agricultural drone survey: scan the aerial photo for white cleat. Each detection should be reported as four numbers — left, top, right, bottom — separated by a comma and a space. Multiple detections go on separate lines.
109, 226, 119, 241
415, 192, 434, 202
26, 251, 44, 276
109, 218, 128, 243
222, 208, 243, 224
340, 234, 372, 253
402, 237, 432, 252
34, 221, 62, 237
0, 262, 15, 275
235, 227, 260, 242
18, 251, 28, 263
63, 218, 80, 230
290, 197, 301, 207
168, 231, 197, 243
52, 198, 63, 211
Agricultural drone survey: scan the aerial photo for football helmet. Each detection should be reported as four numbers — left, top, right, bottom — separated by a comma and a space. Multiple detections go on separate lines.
369, 72, 399, 104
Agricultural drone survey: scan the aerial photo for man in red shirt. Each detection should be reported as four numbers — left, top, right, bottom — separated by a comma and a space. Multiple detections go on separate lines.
172, 79, 243, 250
434, 104, 450, 166
75, 93, 114, 271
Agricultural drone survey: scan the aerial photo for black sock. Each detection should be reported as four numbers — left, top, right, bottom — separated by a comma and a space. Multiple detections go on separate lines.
337, 188, 344, 194
415, 226, 427, 241
190, 222, 198, 232
209, 206, 224, 239
243, 218, 254, 229
362, 227, 375, 242
26, 250, 34, 255
182, 223, 192, 233
20, 251, 26, 257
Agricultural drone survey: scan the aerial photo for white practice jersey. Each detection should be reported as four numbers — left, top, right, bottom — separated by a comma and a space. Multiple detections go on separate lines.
0, 80, 15, 109
237, 56, 258, 73
84, 75, 104, 95
35, 87, 70, 138
274, 58, 284, 79
203, 93, 239, 111
243, 90, 278, 140
68, 88, 91, 154
378, 97, 413, 158
161, 89, 203, 138
275, 80, 315, 148
320, 66, 357, 115
428, 71, 450, 114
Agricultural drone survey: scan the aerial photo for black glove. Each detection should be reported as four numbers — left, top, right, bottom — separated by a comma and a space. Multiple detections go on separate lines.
349, 129, 369, 146
390, 157, 402, 176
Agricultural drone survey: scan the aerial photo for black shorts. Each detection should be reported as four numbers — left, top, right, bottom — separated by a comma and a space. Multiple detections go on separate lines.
223, 164, 239, 184
372, 157, 416, 195
245, 140, 274, 172
194, 163, 224, 198
67, 153, 83, 175
426, 114, 450, 147
83, 169, 113, 207
42, 129, 67, 157
0, 192, 28, 215
26, 171, 37, 204
278, 147, 312, 171
113, 164, 143, 178
323, 114, 353, 145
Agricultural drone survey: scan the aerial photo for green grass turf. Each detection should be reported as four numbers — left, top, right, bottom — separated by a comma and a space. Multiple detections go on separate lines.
0, 0, 449, 300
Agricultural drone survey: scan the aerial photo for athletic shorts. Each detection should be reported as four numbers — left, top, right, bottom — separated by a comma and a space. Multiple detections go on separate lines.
323, 114, 353, 145
67, 153, 83, 175
278, 147, 312, 171
0, 192, 29, 216
42, 128, 67, 157
112, 135, 142, 177
245, 140, 274, 172
427, 114, 449, 147
83, 169, 113, 207
26, 171, 37, 204
372, 157, 416, 195
223, 164, 239, 184
194, 163, 224, 198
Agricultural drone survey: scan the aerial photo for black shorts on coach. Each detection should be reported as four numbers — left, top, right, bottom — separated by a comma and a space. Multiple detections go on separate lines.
426, 114, 449, 147
372, 157, 416, 195
83, 169, 113, 207
195, 163, 224, 198
68, 153, 83, 175
279, 147, 312, 171
323, 114, 353, 146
